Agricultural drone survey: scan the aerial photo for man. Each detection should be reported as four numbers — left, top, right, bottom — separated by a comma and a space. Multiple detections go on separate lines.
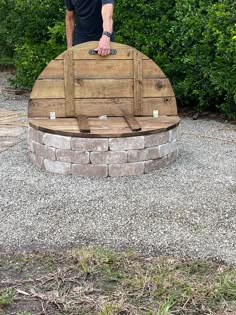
65, 0, 114, 56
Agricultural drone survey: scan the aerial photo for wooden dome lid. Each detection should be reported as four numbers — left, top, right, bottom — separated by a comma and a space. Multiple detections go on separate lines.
28, 41, 177, 118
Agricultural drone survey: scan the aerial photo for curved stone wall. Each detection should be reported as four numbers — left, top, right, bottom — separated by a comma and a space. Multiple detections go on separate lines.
28, 127, 178, 177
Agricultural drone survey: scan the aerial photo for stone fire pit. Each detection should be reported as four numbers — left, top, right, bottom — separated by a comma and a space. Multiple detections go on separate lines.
28, 42, 180, 176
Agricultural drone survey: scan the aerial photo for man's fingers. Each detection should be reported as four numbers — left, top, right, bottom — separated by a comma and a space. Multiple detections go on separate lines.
98, 47, 110, 56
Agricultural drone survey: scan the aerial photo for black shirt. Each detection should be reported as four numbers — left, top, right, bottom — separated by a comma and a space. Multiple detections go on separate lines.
65, 0, 114, 45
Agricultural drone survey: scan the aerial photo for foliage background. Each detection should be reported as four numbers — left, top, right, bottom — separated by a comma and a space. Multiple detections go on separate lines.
0, 0, 235, 118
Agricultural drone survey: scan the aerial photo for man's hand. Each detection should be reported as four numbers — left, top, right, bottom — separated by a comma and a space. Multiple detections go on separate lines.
96, 35, 111, 56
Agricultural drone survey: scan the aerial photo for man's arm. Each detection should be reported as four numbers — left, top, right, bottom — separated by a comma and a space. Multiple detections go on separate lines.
65, 10, 75, 49
97, 3, 114, 56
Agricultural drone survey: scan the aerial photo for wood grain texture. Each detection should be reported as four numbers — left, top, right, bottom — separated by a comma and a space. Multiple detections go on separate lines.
74, 60, 133, 79
64, 50, 75, 117
77, 115, 90, 133
28, 97, 177, 118
143, 79, 175, 97
39, 60, 165, 80
39, 60, 64, 79
29, 116, 180, 138
124, 115, 141, 131
74, 79, 134, 98
75, 98, 133, 116
133, 50, 143, 115
28, 99, 66, 118
143, 60, 166, 79
31, 78, 174, 99
31, 80, 64, 99
29, 41, 178, 120
142, 97, 177, 116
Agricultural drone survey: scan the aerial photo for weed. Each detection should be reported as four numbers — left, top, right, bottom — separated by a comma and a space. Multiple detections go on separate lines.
0, 288, 15, 306
156, 295, 176, 315
98, 304, 114, 315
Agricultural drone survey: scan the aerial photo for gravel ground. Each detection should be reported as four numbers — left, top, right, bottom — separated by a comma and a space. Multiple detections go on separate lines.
0, 71, 236, 264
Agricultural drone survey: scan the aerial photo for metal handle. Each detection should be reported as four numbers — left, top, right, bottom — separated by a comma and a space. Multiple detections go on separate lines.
88, 49, 117, 55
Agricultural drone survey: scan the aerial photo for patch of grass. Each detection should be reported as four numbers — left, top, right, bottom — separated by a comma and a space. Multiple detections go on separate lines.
0, 247, 236, 314
0, 288, 15, 305
156, 296, 176, 315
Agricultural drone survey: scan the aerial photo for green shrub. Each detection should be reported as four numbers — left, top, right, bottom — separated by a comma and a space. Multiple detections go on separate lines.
0, 0, 65, 87
9, 21, 66, 88
115, 0, 236, 118
168, 0, 236, 117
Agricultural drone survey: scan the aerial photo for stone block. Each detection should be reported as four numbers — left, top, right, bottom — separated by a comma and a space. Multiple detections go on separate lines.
57, 149, 89, 164
0, 137, 20, 147
27, 131, 30, 145
167, 149, 178, 165
145, 157, 168, 173
128, 146, 161, 162
44, 159, 71, 175
43, 133, 71, 149
28, 139, 35, 153
159, 140, 177, 157
71, 138, 108, 152
29, 127, 44, 144
29, 152, 44, 168
109, 162, 144, 177
90, 151, 127, 164
33, 142, 56, 160
144, 131, 169, 148
109, 136, 144, 151
0, 127, 25, 138
72, 164, 108, 177
169, 127, 178, 142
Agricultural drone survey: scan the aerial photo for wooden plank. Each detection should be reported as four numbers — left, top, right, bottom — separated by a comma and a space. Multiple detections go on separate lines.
39, 60, 64, 79
133, 50, 143, 115
28, 96, 178, 120
143, 79, 175, 97
29, 118, 78, 126
30, 80, 64, 99
143, 60, 166, 79
142, 97, 177, 116
77, 115, 90, 133
29, 116, 180, 138
39, 60, 134, 80
124, 115, 141, 131
75, 98, 133, 116
31, 78, 174, 99
90, 127, 131, 135
29, 116, 180, 129
28, 98, 134, 118
74, 60, 133, 79
28, 99, 66, 118
74, 79, 133, 98
64, 50, 75, 117
136, 116, 180, 129
39, 59, 167, 81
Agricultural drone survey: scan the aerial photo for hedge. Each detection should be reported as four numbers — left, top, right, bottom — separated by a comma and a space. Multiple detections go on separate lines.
0, 0, 235, 118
